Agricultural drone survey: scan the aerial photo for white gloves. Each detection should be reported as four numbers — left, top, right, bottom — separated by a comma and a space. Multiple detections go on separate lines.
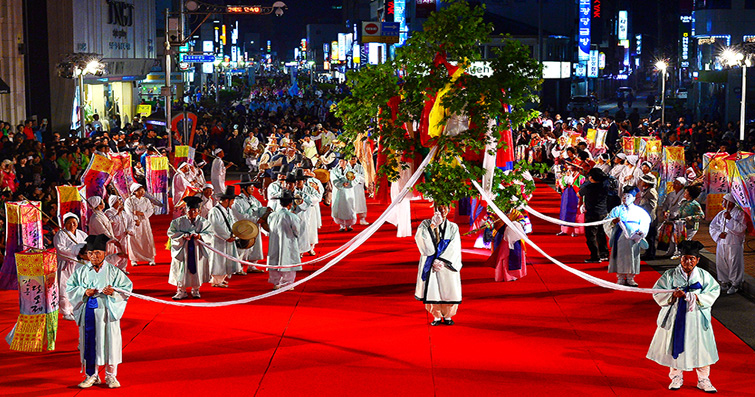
431, 212, 443, 228
629, 230, 645, 243
432, 259, 445, 272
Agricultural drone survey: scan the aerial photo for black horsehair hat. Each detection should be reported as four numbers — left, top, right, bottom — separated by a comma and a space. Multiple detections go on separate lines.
220, 186, 237, 200
678, 240, 705, 257
85, 234, 110, 252
183, 196, 202, 209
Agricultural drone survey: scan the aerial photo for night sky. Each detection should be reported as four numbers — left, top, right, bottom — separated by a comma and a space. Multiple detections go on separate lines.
221, 0, 344, 56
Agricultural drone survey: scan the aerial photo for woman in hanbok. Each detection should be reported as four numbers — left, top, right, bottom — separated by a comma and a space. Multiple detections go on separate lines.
124, 183, 156, 266
87, 196, 128, 273
486, 210, 529, 282
330, 159, 356, 231
104, 195, 134, 271
665, 185, 704, 259
604, 186, 651, 286
646, 240, 720, 393
557, 166, 585, 236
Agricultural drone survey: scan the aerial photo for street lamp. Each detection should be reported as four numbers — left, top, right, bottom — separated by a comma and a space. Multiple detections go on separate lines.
655, 60, 668, 125
720, 47, 751, 143
56, 53, 106, 137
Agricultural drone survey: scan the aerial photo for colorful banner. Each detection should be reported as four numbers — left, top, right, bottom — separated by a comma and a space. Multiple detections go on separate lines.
644, 139, 662, 169
728, 160, 753, 228
660, 146, 685, 200
622, 137, 636, 155
56, 185, 87, 232
736, 156, 755, 230
110, 152, 134, 198
146, 155, 170, 215
585, 128, 597, 144
6, 249, 59, 352
594, 129, 607, 148
0, 201, 44, 290
80, 153, 113, 199
173, 145, 196, 168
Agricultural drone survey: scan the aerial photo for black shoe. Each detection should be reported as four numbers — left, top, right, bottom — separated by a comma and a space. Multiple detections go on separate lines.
444, 319, 454, 326
599, 256, 609, 262
346, 226, 353, 232
430, 319, 443, 326
584, 258, 601, 263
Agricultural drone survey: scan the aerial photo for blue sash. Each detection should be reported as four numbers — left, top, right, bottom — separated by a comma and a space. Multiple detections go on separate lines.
84, 296, 98, 375
187, 238, 197, 274
422, 239, 451, 281
508, 241, 523, 271
671, 282, 703, 359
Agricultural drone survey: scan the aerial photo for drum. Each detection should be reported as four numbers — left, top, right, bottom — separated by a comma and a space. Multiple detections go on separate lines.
232, 220, 259, 250
314, 169, 330, 184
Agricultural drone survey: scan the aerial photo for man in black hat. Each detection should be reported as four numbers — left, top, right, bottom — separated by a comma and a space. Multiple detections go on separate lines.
168, 196, 213, 300
207, 186, 240, 287
647, 240, 720, 393
66, 234, 133, 389
231, 180, 266, 272
579, 167, 610, 262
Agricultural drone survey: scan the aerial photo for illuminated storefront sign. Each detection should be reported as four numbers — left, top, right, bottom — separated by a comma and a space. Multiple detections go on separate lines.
578, 0, 591, 61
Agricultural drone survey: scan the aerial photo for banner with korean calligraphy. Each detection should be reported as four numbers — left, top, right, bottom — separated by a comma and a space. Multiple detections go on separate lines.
56, 185, 87, 233
80, 153, 113, 199
110, 152, 135, 198
594, 129, 607, 148
660, 146, 685, 200
644, 139, 662, 169
728, 159, 753, 233
735, 156, 755, 230
146, 155, 169, 215
5, 249, 58, 352
173, 145, 196, 168
0, 201, 44, 290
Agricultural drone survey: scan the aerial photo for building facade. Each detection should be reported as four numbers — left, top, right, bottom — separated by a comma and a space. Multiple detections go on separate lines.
0, 0, 26, 127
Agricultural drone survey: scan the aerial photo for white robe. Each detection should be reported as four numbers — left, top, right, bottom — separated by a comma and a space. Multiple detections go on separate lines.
199, 195, 217, 219
211, 158, 226, 197
387, 164, 413, 238
66, 259, 133, 367
53, 229, 88, 316
88, 210, 127, 270
414, 219, 463, 303
123, 195, 156, 263
709, 207, 747, 286
604, 203, 651, 275
647, 266, 720, 370
351, 163, 367, 214
267, 207, 302, 272
267, 181, 284, 212
330, 166, 356, 226
231, 193, 265, 262
172, 172, 190, 217
292, 188, 312, 254
168, 215, 213, 288
207, 204, 240, 276
304, 177, 324, 244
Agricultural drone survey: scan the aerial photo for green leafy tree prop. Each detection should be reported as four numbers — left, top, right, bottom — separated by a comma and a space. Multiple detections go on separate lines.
336, 0, 542, 210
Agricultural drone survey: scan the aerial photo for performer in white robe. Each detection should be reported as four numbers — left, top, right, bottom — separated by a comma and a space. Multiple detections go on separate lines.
267, 191, 302, 289
330, 159, 356, 231
66, 234, 132, 389
207, 186, 240, 287
168, 197, 213, 299
647, 240, 720, 393
199, 184, 216, 219
231, 181, 266, 272
87, 196, 128, 273
105, 196, 134, 271
414, 204, 462, 326
124, 183, 156, 266
53, 213, 88, 321
657, 177, 687, 256
290, 171, 313, 255
302, 169, 324, 252
172, 162, 192, 218
709, 193, 747, 295
604, 186, 651, 286
387, 161, 413, 238
349, 157, 369, 225
267, 173, 287, 212
211, 148, 233, 199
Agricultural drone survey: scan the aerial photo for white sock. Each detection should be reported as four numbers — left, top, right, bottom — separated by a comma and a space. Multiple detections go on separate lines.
444, 317, 452, 321
434, 317, 441, 322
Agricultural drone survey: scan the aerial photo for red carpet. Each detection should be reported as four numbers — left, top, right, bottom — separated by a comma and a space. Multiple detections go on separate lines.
1, 181, 754, 396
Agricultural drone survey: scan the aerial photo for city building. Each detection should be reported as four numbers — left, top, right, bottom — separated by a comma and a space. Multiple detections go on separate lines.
0, 0, 26, 126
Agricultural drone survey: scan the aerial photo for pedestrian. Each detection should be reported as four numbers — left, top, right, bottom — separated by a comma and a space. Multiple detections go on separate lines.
579, 168, 610, 262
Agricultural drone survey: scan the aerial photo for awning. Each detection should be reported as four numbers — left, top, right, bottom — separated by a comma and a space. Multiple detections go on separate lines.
0, 76, 10, 94
83, 58, 158, 84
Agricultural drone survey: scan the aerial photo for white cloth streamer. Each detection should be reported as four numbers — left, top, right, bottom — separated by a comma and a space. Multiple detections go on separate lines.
523, 205, 616, 227
460, 160, 669, 294
113, 147, 439, 307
